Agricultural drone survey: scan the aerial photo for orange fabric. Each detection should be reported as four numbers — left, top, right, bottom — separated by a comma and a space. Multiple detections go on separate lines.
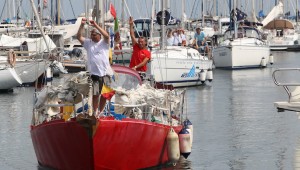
129, 44, 151, 72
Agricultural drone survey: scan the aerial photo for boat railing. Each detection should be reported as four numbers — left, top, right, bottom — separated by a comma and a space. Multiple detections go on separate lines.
272, 68, 300, 102
112, 103, 148, 108
111, 102, 174, 125
33, 93, 87, 125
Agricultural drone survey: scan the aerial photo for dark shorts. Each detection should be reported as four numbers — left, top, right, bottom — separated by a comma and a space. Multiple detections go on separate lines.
91, 75, 104, 95
197, 40, 207, 47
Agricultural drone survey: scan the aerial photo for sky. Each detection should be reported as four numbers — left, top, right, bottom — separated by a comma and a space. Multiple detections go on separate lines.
0, 0, 298, 22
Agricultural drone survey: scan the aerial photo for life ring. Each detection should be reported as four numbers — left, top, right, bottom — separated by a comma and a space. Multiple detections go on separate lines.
7, 49, 16, 67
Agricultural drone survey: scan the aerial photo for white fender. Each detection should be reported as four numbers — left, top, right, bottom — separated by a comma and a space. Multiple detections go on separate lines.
269, 54, 274, 65
261, 57, 267, 68
199, 69, 206, 83
184, 119, 193, 148
167, 128, 180, 163
46, 67, 53, 82
179, 127, 191, 159
206, 68, 213, 82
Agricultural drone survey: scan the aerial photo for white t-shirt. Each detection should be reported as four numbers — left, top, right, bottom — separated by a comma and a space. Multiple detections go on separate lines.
83, 39, 110, 77
179, 33, 186, 41
173, 34, 182, 45
167, 36, 175, 46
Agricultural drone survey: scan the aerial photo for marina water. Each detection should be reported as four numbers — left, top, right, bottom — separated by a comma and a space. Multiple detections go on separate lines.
1, 51, 300, 170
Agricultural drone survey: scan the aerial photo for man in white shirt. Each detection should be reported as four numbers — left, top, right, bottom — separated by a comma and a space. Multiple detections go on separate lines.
77, 18, 110, 114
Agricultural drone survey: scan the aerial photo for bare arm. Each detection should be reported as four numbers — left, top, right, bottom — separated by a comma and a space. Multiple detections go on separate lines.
132, 57, 150, 70
77, 18, 86, 45
90, 20, 110, 44
129, 16, 137, 46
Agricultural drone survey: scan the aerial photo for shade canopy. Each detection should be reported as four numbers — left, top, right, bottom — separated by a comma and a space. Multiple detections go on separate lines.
263, 19, 294, 29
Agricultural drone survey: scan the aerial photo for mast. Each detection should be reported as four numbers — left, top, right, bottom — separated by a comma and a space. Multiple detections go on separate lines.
13, 0, 16, 19
121, 0, 125, 27
233, 0, 237, 39
57, 0, 60, 25
202, 0, 205, 28
296, 0, 298, 23
100, 0, 105, 28
85, 0, 89, 37
95, 0, 100, 24
29, 0, 50, 52
160, 0, 167, 50
51, 0, 53, 23
150, 0, 155, 45
181, 0, 185, 28
213, 0, 217, 16
252, 0, 256, 22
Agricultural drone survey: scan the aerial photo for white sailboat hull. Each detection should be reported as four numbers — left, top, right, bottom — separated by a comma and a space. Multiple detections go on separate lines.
213, 44, 270, 69
147, 46, 213, 87
0, 67, 22, 90
14, 60, 47, 84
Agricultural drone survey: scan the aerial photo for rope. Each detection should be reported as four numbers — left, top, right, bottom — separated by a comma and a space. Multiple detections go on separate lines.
68, 0, 76, 19
0, 0, 7, 20
123, 0, 140, 37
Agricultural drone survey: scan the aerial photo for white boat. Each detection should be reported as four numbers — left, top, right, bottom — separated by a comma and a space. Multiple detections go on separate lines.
212, 26, 270, 69
147, 45, 213, 88
272, 68, 300, 112
0, 66, 22, 91
0, 55, 48, 85
14, 59, 48, 85
0, 34, 57, 56
263, 19, 299, 51
189, 16, 218, 38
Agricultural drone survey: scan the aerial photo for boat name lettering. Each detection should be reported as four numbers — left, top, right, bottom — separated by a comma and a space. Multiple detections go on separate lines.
181, 72, 200, 78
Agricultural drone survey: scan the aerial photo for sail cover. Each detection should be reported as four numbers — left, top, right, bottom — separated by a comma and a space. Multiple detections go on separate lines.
262, 1, 284, 26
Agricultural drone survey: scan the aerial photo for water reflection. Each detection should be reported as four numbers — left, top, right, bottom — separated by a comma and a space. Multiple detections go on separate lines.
1, 52, 300, 169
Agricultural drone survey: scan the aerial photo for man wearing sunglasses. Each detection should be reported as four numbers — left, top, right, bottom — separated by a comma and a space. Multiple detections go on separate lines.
77, 18, 110, 115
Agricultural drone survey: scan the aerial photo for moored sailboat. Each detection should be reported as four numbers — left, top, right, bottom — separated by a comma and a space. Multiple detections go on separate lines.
212, 2, 270, 69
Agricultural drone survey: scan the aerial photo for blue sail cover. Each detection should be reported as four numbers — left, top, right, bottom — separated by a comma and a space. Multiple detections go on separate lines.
258, 10, 265, 18
232, 8, 247, 21
229, 8, 247, 29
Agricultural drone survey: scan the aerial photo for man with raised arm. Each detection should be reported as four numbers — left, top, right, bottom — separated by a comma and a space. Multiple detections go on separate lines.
77, 18, 110, 114
128, 16, 151, 72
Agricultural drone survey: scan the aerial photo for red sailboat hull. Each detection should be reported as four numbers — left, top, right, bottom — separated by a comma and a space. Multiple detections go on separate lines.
31, 117, 182, 170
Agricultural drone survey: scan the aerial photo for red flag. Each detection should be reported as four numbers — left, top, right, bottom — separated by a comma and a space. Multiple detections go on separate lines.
101, 84, 115, 100
110, 3, 117, 19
